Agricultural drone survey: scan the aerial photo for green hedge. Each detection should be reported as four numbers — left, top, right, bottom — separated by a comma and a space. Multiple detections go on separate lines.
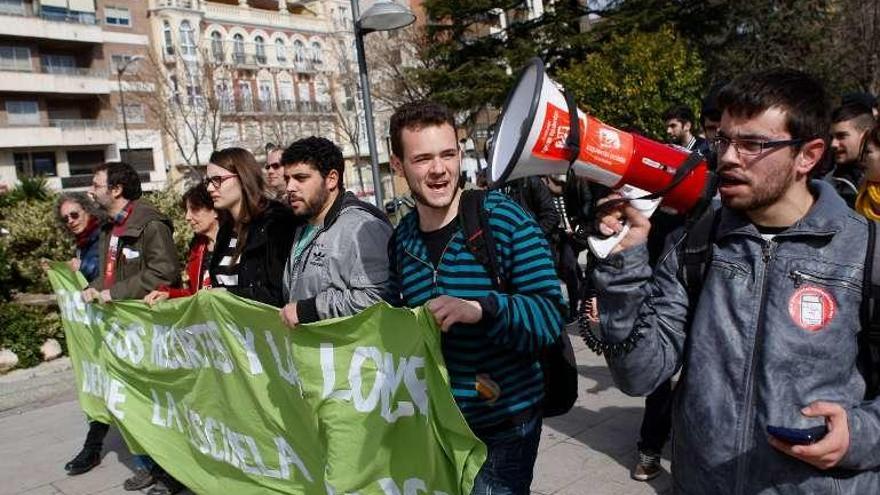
0, 179, 187, 370
0, 303, 64, 369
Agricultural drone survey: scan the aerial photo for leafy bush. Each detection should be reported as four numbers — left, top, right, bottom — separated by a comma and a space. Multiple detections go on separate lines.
146, 185, 192, 263
0, 198, 71, 294
0, 176, 51, 208
0, 303, 63, 369
0, 243, 14, 302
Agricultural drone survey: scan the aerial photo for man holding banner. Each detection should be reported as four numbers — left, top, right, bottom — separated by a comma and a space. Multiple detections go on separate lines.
278, 136, 392, 327
78, 161, 181, 492
387, 101, 564, 495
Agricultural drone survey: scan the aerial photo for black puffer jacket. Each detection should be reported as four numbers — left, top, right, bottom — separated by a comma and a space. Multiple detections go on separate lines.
211, 200, 298, 307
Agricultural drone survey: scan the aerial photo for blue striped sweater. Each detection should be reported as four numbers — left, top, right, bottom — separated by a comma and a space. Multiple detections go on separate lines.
389, 191, 564, 429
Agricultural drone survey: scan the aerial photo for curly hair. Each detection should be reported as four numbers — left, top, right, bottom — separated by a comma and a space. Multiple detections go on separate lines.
280, 136, 344, 181
389, 101, 457, 158
55, 192, 106, 231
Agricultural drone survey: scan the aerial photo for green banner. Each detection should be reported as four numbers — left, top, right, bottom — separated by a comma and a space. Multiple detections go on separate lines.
48, 264, 485, 495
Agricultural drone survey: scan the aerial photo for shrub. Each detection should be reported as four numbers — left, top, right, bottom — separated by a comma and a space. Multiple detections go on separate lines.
0, 303, 63, 369
146, 185, 192, 263
0, 198, 71, 294
0, 176, 52, 209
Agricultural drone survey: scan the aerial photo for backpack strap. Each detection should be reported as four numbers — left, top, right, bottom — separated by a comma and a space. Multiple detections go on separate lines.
859, 220, 880, 399
677, 206, 721, 302
459, 190, 508, 292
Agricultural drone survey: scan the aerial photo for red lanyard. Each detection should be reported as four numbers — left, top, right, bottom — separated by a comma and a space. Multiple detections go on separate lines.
103, 202, 134, 289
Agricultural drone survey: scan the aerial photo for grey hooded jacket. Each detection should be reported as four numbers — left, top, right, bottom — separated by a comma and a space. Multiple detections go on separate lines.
592, 180, 880, 494
283, 191, 392, 323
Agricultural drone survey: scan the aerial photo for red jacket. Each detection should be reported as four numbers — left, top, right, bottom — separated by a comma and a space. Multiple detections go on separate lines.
160, 235, 210, 298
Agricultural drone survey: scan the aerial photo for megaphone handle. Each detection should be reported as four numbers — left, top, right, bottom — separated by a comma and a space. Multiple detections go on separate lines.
563, 89, 581, 165
587, 186, 661, 259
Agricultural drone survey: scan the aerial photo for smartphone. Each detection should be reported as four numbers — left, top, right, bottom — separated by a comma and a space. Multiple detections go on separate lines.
767, 425, 828, 445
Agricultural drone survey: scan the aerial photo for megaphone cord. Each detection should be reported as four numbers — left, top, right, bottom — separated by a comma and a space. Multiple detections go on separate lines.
576, 283, 645, 358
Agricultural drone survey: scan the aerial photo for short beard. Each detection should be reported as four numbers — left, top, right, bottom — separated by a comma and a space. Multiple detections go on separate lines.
722, 163, 796, 212
292, 186, 330, 220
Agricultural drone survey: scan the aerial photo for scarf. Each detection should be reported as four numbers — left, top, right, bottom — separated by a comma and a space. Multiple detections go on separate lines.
856, 182, 880, 221
74, 216, 100, 249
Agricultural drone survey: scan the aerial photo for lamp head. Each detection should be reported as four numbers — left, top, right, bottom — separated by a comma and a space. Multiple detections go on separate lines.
357, 0, 415, 33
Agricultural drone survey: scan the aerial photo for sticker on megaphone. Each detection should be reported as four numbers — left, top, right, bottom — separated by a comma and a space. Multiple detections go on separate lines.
588, 185, 661, 259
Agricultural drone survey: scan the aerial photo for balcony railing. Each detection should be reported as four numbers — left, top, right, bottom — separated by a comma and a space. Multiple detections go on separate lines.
0, 61, 32, 72
48, 119, 115, 130
0, 2, 99, 25
206, 44, 325, 72
0, 2, 28, 16
219, 98, 332, 115
39, 10, 98, 25
156, 0, 195, 9
42, 66, 108, 77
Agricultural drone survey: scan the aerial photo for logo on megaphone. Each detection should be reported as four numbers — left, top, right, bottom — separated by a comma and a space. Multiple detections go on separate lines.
488, 58, 712, 214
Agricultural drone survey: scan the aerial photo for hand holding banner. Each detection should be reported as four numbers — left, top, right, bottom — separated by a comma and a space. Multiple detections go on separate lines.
48, 264, 485, 495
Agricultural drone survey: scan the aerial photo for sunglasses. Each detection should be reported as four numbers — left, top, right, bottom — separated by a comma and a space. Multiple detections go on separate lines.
264, 162, 282, 171
62, 211, 81, 222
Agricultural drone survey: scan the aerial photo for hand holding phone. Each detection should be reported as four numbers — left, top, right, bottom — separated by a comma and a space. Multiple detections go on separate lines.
766, 424, 828, 445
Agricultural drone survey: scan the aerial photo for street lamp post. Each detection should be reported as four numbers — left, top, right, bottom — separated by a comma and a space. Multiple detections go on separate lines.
116, 55, 144, 153
350, 0, 415, 208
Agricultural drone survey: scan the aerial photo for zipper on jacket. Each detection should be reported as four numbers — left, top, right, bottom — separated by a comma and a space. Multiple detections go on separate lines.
789, 269, 860, 291
734, 238, 775, 495
404, 234, 456, 297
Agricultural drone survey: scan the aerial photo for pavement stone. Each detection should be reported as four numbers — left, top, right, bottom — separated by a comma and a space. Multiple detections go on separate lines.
0, 325, 671, 495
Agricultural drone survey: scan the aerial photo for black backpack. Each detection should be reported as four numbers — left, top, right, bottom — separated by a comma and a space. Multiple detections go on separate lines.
458, 189, 578, 417
678, 208, 880, 399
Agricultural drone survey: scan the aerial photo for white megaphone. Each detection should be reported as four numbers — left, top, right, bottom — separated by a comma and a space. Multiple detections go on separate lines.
488, 58, 713, 258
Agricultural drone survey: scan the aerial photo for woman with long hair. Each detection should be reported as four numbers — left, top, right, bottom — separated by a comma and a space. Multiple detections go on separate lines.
205, 147, 297, 306
857, 124, 880, 221
144, 183, 227, 304
55, 192, 106, 283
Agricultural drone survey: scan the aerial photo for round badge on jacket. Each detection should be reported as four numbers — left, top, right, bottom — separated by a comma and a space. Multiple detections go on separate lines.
788, 286, 836, 332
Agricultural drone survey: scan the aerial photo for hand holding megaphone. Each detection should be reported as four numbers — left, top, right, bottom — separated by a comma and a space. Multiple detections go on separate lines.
591, 185, 658, 258
488, 58, 713, 256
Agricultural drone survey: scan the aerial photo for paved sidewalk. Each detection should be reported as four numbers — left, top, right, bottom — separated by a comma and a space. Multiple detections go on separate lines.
0, 326, 671, 495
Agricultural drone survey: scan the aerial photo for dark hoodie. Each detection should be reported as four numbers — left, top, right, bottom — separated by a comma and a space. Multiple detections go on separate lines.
211, 200, 298, 307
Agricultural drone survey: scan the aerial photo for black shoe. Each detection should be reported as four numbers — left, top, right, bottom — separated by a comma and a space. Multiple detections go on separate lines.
146, 476, 184, 495
123, 467, 156, 491
64, 448, 101, 475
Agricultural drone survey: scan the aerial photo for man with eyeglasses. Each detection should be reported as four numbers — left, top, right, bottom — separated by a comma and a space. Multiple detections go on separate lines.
591, 69, 880, 493
264, 143, 287, 201
72, 162, 180, 493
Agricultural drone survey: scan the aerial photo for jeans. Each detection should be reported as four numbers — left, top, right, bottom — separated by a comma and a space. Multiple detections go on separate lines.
637, 378, 673, 454
132, 455, 155, 471
470, 412, 542, 495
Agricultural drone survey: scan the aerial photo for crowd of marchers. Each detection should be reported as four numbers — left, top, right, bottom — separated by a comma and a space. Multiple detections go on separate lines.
39, 67, 880, 495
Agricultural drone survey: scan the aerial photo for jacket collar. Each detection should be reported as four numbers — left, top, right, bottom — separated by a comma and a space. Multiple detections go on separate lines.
716, 179, 850, 239
103, 200, 168, 238
320, 190, 390, 230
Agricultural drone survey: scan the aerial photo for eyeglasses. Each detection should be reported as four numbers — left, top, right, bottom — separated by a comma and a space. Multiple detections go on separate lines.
709, 136, 804, 157
62, 211, 81, 222
204, 174, 239, 189
264, 162, 282, 171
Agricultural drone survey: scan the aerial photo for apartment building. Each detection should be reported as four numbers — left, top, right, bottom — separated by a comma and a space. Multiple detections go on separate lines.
0, 0, 167, 190
147, 0, 342, 176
